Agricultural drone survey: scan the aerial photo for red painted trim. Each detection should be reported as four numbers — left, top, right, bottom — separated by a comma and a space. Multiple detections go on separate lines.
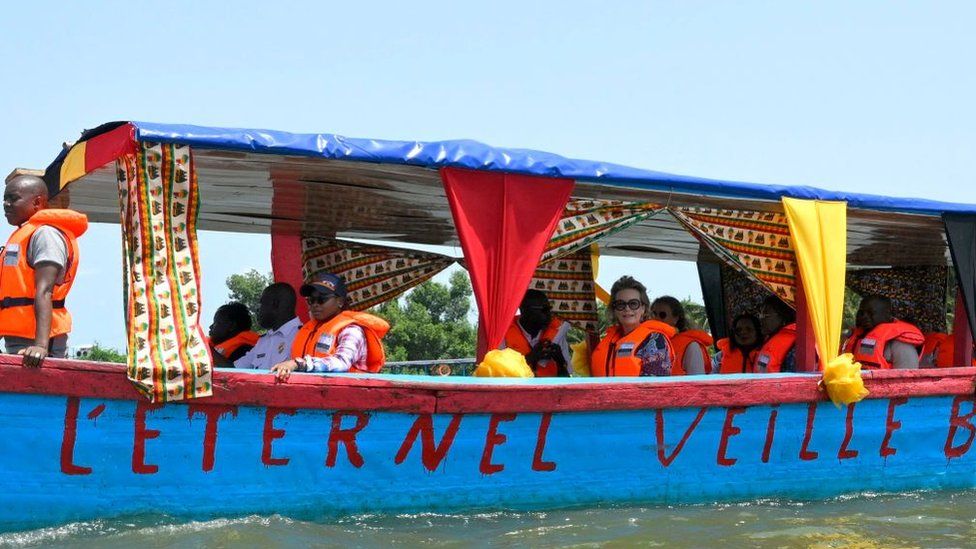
1, 355, 974, 413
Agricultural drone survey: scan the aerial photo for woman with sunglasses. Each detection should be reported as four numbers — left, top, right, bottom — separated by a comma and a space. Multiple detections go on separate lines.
271, 273, 390, 381
650, 296, 713, 375
713, 313, 764, 374
590, 276, 676, 377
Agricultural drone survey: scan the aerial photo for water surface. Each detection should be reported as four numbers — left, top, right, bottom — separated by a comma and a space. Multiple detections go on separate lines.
3, 490, 973, 547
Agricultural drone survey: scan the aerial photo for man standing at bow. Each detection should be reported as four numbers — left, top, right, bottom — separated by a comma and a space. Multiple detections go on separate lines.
1, 175, 88, 366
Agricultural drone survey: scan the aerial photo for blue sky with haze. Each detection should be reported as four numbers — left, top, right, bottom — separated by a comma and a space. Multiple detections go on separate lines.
2, 1, 974, 350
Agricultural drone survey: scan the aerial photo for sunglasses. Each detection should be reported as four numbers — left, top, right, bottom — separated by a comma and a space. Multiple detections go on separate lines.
305, 295, 336, 305
652, 310, 669, 320
611, 299, 643, 311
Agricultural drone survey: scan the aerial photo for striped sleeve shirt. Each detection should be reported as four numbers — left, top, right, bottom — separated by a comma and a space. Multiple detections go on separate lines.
303, 324, 367, 373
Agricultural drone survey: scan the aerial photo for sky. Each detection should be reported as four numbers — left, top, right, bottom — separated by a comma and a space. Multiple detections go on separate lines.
2, 1, 975, 351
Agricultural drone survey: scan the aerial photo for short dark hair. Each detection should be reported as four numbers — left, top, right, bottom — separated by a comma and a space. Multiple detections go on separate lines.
522, 289, 550, 307
652, 295, 688, 331
216, 302, 252, 332
860, 294, 894, 323
264, 282, 297, 309
762, 296, 795, 324
731, 313, 763, 352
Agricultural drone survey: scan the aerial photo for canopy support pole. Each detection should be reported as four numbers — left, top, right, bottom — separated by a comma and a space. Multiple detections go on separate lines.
794, 269, 818, 372
271, 231, 308, 322
953, 287, 973, 367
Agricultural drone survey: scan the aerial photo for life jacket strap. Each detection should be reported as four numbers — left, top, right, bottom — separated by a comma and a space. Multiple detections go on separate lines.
0, 297, 66, 309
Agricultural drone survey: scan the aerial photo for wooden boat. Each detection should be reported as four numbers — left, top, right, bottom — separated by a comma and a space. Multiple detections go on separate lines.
1, 121, 974, 532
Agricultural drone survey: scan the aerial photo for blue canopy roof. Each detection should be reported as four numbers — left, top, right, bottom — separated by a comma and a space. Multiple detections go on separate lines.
133, 121, 975, 216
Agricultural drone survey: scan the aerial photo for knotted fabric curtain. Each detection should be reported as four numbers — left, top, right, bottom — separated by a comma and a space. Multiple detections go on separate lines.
529, 199, 661, 332
783, 198, 866, 406
672, 207, 797, 306
781, 198, 847, 362
440, 168, 574, 356
530, 249, 600, 332
301, 237, 455, 311
116, 142, 211, 402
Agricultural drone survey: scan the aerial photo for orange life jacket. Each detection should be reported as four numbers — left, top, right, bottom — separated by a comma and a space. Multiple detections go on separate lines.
590, 320, 676, 377
671, 329, 714, 375
213, 330, 260, 359
715, 337, 761, 374
918, 332, 976, 367
503, 316, 566, 377
0, 209, 88, 339
755, 323, 797, 373
291, 310, 390, 373
842, 320, 924, 370
920, 332, 953, 367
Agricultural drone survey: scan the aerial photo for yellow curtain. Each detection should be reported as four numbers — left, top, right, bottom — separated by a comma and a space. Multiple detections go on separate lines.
589, 243, 611, 305
782, 197, 866, 405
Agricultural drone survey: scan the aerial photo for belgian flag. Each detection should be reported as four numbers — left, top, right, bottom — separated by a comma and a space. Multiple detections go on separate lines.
43, 121, 136, 197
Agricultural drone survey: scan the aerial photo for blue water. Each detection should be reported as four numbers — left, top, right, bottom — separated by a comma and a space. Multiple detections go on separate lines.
3, 490, 973, 547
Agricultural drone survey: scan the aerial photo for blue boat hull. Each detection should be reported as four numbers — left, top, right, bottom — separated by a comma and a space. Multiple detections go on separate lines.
2, 388, 974, 532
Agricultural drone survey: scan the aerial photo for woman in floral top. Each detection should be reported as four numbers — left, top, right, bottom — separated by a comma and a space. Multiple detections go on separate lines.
590, 276, 674, 377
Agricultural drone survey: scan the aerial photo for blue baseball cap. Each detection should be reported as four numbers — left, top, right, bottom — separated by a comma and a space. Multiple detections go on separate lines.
300, 272, 348, 298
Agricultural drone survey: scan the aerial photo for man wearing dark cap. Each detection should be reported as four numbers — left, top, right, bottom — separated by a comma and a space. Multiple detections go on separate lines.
270, 272, 390, 381
1, 175, 88, 367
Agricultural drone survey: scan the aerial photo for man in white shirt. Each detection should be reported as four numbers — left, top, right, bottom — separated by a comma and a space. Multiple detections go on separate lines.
234, 283, 301, 370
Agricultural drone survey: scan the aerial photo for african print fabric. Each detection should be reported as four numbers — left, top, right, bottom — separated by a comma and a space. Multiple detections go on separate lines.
301, 238, 454, 311
540, 199, 661, 264
531, 249, 600, 332
525, 200, 660, 332
672, 207, 797, 305
116, 142, 211, 402
847, 266, 948, 334
721, 264, 777, 323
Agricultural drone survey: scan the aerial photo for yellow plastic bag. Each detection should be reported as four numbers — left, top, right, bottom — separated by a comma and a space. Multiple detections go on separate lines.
473, 348, 534, 378
570, 340, 591, 377
820, 353, 869, 407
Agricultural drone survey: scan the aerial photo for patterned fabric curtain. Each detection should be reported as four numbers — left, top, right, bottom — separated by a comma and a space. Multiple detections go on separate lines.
540, 199, 661, 263
531, 249, 600, 332
521, 199, 660, 332
116, 142, 211, 402
672, 207, 797, 306
301, 238, 455, 310
847, 266, 948, 334
721, 264, 777, 323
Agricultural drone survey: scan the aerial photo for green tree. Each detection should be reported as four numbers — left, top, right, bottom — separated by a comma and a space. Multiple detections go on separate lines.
373, 270, 477, 361
81, 342, 127, 363
681, 298, 709, 332
842, 287, 861, 334
226, 269, 273, 321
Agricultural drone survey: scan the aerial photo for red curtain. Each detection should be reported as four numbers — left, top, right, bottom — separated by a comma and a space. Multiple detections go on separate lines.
440, 168, 575, 358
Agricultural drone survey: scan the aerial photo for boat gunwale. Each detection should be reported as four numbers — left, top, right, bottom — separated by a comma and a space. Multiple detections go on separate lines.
2, 355, 973, 414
